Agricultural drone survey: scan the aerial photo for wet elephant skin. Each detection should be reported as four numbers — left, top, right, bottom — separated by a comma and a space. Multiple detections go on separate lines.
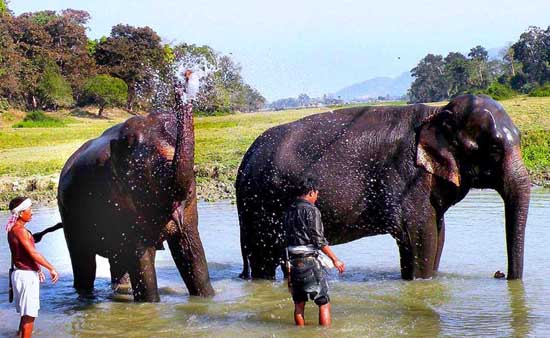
236, 94, 530, 281
58, 110, 214, 301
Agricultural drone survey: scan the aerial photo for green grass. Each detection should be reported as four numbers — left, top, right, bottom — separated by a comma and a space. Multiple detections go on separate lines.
0, 97, 549, 189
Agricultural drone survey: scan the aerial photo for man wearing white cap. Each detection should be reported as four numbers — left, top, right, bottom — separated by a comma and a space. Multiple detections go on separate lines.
6, 196, 59, 338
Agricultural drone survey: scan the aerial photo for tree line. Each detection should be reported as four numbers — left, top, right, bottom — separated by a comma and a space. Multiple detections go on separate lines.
0, 1, 265, 116
408, 25, 550, 103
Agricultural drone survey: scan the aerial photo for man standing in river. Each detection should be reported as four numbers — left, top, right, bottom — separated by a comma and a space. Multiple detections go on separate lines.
284, 177, 345, 327
7, 196, 59, 338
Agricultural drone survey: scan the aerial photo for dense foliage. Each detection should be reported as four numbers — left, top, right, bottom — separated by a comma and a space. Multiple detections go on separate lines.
409, 26, 550, 103
0, 3, 265, 114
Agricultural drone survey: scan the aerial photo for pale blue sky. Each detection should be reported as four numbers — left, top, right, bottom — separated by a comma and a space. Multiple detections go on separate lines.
10, 0, 550, 101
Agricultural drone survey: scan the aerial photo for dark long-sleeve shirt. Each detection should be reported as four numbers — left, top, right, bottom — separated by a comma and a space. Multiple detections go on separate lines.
284, 198, 329, 250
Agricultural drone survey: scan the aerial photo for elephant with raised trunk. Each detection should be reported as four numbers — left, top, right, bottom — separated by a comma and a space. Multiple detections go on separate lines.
236, 94, 530, 280
58, 73, 214, 301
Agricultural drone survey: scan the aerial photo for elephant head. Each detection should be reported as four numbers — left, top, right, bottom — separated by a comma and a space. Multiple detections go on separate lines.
416, 94, 531, 279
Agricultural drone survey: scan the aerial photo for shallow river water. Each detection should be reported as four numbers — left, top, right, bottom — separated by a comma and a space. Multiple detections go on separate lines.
0, 188, 549, 337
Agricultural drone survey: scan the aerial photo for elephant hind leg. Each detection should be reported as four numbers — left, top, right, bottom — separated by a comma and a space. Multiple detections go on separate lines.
128, 246, 160, 302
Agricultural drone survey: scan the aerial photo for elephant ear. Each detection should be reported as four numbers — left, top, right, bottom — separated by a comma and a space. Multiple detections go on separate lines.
416, 110, 461, 187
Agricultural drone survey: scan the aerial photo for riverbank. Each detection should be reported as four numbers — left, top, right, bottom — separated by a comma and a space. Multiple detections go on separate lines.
1, 97, 549, 209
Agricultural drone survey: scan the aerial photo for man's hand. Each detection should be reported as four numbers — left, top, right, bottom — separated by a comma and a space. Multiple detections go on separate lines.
321, 245, 346, 274
38, 270, 45, 283
49, 269, 59, 284
334, 260, 345, 274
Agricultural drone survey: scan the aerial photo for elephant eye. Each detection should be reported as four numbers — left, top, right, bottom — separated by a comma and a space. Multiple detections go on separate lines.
489, 144, 503, 161
490, 143, 502, 152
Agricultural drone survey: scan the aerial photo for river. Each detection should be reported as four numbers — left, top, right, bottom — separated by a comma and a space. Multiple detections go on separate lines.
0, 189, 549, 337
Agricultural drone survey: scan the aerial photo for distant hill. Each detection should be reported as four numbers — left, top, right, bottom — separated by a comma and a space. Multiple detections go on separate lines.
333, 72, 412, 101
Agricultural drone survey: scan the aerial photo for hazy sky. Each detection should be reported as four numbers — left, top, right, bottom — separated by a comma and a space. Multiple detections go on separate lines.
10, 0, 550, 101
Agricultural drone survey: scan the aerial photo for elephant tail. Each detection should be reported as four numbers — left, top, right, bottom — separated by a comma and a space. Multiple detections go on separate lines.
32, 222, 63, 243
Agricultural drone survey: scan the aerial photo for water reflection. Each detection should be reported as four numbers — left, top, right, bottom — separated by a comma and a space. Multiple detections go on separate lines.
508, 281, 531, 337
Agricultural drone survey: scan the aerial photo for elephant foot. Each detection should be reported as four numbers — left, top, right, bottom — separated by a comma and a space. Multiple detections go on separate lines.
133, 289, 161, 302
239, 272, 251, 280
111, 273, 133, 294
250, 268, 277, 280
75, 287, 95, 300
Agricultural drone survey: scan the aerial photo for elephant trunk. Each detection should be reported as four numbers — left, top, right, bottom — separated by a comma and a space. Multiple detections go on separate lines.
172, 79, 195, 201
167, 195, 215, 297
499, 146, 530, 280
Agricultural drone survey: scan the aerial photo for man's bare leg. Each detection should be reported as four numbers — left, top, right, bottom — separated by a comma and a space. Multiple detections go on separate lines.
319, 303, 331, 326
294, 302, 305, 326
20, 315, 35, 338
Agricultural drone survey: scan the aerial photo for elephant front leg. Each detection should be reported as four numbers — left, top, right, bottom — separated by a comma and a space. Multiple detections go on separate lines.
433, 216, 445, 272
397, 214, 439, 280
128, 246, 160, 302
168, 198, 215, 297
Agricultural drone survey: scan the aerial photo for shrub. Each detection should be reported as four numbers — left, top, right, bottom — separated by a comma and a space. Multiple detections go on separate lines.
477, 82, 517, 101
529, 83, 550, 97
82, 75, 128, 117
12, 110, 66, 128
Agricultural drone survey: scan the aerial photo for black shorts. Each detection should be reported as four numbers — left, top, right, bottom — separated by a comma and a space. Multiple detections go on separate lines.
289, 256, 329, 306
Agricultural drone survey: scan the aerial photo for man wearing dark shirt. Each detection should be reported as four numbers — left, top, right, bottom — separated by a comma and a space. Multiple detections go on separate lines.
284, 178, 345, 327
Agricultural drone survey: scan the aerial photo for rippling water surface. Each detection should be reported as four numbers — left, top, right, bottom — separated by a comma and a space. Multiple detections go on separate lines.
1, 189, 549, 337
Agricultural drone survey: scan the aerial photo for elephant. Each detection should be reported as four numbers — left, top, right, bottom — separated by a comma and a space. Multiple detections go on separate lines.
236, 94, 530, 281
57, 79, 214, 301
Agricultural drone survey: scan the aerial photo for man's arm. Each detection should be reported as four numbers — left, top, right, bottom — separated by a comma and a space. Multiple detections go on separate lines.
14, 228, 59, 283
309, 208, 345, 273
320, 245, 345, 273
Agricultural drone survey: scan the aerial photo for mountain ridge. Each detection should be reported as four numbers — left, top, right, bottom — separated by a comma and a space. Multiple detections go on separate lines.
333, 72, 412, 101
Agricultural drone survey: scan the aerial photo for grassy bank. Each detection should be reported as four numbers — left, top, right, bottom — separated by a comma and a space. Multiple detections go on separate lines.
1, 97, 549, 209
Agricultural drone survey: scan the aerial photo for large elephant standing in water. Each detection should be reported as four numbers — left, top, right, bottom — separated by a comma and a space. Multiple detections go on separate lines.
236, 95, 530, 280
58, 78, 214, 301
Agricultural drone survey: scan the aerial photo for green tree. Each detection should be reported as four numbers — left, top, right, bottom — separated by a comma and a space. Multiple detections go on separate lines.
82, 74, 128, 116
467, 45, 490, 89
512, 26, 550, 90
241, 84, 266, 112
37, 63, 74, 109
94, 24, 165, 112
408, 54, 447, 103
443, 52, 469, 97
